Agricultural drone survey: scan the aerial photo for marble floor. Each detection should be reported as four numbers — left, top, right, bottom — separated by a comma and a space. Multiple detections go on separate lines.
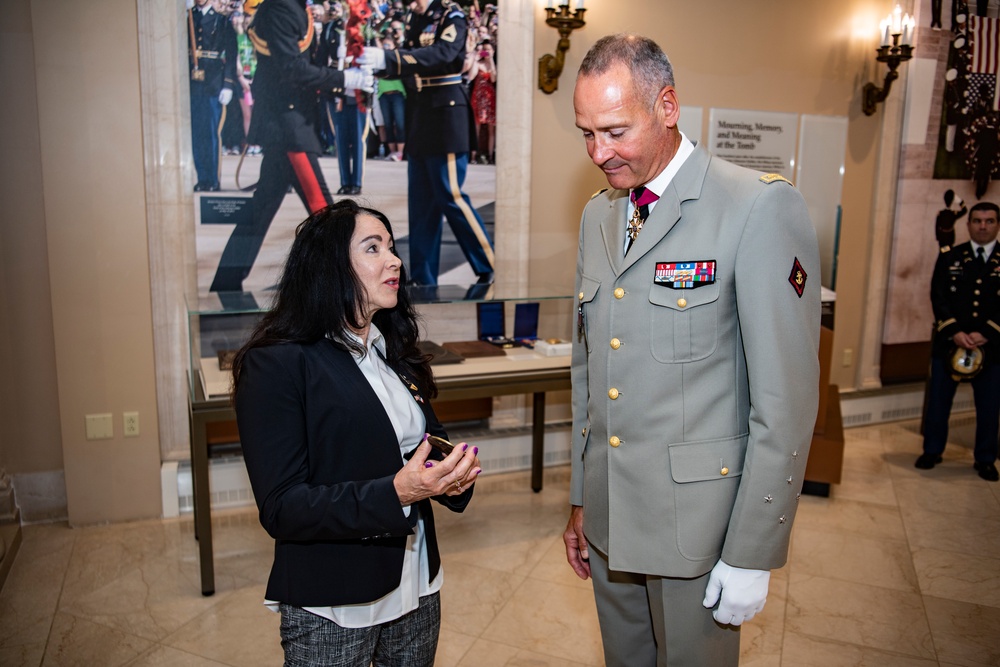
1, 418, 999, 666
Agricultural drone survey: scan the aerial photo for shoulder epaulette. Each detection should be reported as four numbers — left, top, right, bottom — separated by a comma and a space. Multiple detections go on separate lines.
590, 188, 608, 200
759, 173, 793, 186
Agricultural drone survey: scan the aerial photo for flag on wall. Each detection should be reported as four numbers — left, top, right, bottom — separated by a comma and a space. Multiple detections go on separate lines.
969, 15, 1000, 109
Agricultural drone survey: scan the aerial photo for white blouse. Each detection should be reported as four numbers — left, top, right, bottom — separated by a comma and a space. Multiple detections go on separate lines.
265, 324, 443, 626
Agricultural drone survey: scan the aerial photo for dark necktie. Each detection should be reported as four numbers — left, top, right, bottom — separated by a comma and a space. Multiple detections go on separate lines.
977, 246, 987, 264
626, 187, 659, 254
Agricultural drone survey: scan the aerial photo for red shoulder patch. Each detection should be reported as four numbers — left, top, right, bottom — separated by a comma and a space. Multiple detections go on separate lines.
788, 257, 807, 298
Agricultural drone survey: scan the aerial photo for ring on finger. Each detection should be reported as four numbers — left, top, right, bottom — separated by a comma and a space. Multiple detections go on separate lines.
454, 480, 463, 493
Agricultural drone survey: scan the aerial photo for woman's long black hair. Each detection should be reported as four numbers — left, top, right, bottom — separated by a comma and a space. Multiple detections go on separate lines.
230, 199, 435, 400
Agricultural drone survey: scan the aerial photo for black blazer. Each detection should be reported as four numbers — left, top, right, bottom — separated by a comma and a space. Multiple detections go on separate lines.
236, 339, 472, 607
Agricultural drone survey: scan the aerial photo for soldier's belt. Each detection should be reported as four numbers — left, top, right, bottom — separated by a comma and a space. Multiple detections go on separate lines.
414, 73, 463, 92
195, 50, 221, 60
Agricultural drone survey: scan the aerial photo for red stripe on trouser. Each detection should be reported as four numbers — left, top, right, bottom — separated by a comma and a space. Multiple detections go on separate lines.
287, 151, 327, 213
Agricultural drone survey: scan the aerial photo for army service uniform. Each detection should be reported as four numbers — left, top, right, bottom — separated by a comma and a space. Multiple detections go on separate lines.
922, 241, 1000, 466
188, 4, 238, 191
571, 144, 820, 665
210, 0, 347, 292
377, 0, 494, 285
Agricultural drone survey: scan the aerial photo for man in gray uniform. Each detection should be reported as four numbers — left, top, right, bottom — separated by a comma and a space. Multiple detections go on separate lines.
563, 34, 820, 665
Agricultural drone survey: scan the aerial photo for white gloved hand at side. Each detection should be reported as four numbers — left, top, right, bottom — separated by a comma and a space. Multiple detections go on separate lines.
702, 559, 770, 626
343, 66, 375, 95
356, 46, 387, 72
218, 88, 233, 106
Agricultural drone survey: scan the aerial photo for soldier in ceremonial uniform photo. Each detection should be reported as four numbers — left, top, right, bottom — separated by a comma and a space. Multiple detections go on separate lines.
209, 0, 371, 293
917, 201, 1000, 482
563, 34, 820, 665
188, 0, 238, 192
360, 0, 495, 286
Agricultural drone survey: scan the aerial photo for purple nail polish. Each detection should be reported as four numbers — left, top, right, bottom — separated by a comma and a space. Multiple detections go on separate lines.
425, 462, 434, 468
473, 446, 479, 455
462, 443, 469, 452
474, 468, 482, 475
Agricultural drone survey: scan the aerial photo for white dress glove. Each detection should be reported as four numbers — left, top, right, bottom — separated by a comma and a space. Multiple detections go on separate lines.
702, 559, 770, 626
218, 88, 233, 106
337, 43, 347, 63
343, 66, 375, 95
356, 46, 387, 72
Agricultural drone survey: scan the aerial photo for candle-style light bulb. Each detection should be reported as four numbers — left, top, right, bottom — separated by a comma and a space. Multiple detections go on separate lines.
880, 18, 890, 46
892, 4, 903, 34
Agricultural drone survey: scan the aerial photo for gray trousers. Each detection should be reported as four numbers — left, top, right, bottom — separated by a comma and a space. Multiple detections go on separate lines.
278, 592, 440, 667
589, 547, 740, 667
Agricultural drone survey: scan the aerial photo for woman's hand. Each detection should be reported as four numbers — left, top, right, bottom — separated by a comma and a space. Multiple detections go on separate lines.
394, 435, 482, 506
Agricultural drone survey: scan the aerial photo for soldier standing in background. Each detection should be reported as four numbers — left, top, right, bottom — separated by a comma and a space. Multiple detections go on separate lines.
189, 0, 238, 192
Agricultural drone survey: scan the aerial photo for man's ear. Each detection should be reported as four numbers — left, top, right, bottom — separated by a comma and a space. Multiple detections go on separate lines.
657, 85, 680, 129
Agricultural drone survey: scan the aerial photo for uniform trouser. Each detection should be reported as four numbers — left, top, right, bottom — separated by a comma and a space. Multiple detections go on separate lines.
210, 148, 332, 292
406, 153, 494, 286
589, 546, 740, 667
330, 101, 367, 189
191, 94, 223, 188
923, 357, 1000, 463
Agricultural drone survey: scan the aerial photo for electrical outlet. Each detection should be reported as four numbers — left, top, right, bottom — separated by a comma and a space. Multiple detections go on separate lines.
123, 411, 140, 437
842, 348, 853, 367
85, 413, 114, 440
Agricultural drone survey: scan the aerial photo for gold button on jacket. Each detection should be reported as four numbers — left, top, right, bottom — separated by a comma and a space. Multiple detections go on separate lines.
610, 338, 621, 349
608, 388, 619, 400
614, 287, 625, 299
677, 297, 688, 308
609, 436, 621, 447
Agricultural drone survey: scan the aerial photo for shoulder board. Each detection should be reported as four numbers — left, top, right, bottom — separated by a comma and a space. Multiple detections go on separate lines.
447, 10, 465, 19
940, 245, 951, 253
589, 188, 608, 200
759, 173, 792, 185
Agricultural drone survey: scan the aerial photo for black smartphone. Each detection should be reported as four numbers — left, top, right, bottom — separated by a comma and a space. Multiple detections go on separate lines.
426, 435, 455, 455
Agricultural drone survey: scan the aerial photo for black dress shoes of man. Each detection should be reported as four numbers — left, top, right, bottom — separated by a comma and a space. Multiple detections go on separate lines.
974, 461, 999, 482
914, 453, 943, 469
337, 186, 350, 195
350, 186, 362, 195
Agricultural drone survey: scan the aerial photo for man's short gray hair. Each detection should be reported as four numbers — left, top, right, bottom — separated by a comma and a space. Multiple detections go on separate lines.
578, 34, 675, 107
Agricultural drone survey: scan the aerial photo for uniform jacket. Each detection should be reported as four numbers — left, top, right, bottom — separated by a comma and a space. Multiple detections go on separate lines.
380, 0, 476, 157
236, 340, 472, 607
570, 144, 821, 579
188, 5, 238, 97
930, 241, 1000, 363
246, 0, 347, 152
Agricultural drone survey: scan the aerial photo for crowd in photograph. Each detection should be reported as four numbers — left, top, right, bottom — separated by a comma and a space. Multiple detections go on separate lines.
202, 0, 499, 167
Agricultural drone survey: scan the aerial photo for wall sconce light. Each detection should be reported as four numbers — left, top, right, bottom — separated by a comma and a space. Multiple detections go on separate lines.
863, 5, 915, 115
538, 0, 587, 94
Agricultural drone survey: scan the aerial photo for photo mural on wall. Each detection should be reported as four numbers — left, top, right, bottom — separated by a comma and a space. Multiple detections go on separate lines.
881, 0, 1000, 379
187, 0, 499, 295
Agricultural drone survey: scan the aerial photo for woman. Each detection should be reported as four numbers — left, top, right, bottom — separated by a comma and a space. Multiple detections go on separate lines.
468, 40, 497, 165
232, 200, 481, 666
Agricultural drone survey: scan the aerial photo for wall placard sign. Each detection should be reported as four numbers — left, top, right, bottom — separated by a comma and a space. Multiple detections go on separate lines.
198, 195, 252, 226
707, 108, 798, 178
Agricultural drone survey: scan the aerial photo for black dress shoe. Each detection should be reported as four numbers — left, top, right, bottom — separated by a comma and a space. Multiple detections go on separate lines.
915, 453, 943, 469
350, 186, 362, 195
974, 461, 999, 482
194, 183, 207, 192
476, 271, 494, 285
208, 184, 220, 192
337, 186, 350, 195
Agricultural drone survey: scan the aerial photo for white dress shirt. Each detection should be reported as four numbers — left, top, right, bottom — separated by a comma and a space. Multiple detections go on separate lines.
623, 132, 695, 255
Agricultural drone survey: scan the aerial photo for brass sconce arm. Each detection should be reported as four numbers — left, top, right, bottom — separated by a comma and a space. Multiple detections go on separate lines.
538, 4, 586, 94
862, 41, 914, 116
